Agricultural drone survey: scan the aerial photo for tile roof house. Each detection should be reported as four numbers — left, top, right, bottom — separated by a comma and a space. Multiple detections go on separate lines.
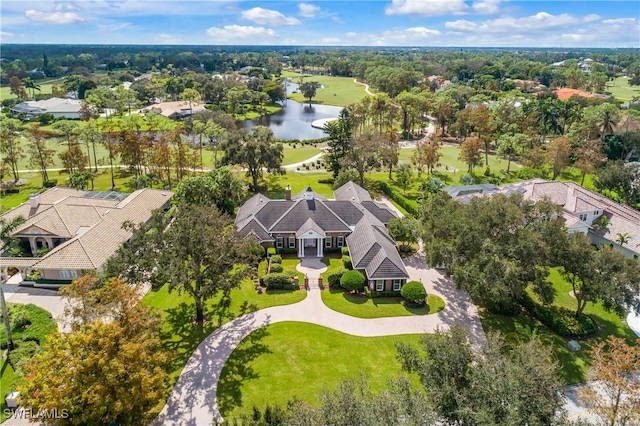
449, 179, 640, 260
0, 187, 173, 284
10, 97, 83, 119
236, 181, 410, 292
140, 101, 206, 119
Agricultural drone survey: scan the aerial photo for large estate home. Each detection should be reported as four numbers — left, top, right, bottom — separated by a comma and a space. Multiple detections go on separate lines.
0, 187, 173, 283
235, 181, 410, 292
448, 179, 640, 260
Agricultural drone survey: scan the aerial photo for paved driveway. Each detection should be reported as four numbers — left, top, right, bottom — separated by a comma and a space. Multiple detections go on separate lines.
4, 284, 68, 332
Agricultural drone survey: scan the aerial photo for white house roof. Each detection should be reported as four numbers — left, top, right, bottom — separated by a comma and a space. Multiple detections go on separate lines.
11, 98, 82, 115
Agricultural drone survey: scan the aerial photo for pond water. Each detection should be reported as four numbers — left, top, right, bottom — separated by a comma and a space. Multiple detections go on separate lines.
240, 98, 343, 141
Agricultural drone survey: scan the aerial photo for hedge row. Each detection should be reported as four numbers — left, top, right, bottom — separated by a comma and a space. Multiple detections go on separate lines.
377, 181, 419, 216
341, 255, 352, 270
369, 290, 402, 298
270, 255, 282, 264
341, 246, 349, 256
263, 272, 298, 290
327, 268, 347, 289
520, 293, 597, 337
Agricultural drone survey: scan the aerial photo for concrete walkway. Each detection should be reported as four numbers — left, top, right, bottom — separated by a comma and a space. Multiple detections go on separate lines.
154, 255, 486, 425
281, 149, 326, 171
3, 284, 68, 332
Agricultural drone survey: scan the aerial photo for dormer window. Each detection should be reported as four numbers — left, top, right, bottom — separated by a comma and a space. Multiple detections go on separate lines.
579, 214, 588, 222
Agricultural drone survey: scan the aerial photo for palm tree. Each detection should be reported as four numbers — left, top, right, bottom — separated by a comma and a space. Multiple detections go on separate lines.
1, 216, 26, 351
23, 77, 41, 100
592, 215, 610, 233
616, 232, 630, 246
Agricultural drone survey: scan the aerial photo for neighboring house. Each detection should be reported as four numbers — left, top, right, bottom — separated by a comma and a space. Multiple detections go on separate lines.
0, 187, 173, 283
235, 181, 410, 291
10, 97, 83, 119
448, 179, 640, 259
140, 101, 206, 119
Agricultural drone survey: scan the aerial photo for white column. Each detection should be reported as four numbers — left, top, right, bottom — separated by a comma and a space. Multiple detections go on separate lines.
317, 238, 321, 257
319, 237, 324, 257
299, 238, 304, 257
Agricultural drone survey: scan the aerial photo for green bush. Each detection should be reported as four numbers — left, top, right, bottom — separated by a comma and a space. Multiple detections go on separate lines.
263, 272, 296, 289
340, 270, 365, 292
8, 340, 39, 373
520, 293, 597, 337
3, 187, 20, 194
43, 180, 57, 188
327, 268, 347, 289
377, 181, 419, 216
9, 306, 31, 330
370, 290, 402, 298
270, 254, 282, 264
276, 248, 297, 255
341, 246, 350, 256
400, 281, 427, 304
317, 178, 335, 185
267, 247, 277, 255
341, 255, 352, 270
270, 263, 284, 273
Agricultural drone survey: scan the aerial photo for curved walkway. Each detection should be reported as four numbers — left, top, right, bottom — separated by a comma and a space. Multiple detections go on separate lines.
153, 253, 485, 425
353, 78, 373, 96
281, 150, 326, 171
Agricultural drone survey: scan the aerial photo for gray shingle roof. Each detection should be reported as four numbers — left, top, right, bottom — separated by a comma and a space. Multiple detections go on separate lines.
270, 199, 351, 233
334, 181, 372, 203
361, 201, 397, 224
238, 218, 274, 242
296, 218, 326, 238
346, 211, 408, 279
323, 201, 364, 226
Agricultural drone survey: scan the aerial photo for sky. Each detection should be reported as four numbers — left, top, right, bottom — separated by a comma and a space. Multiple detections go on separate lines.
0, 0, 639, 47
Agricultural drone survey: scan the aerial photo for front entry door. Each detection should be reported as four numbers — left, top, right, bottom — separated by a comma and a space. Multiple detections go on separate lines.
305, 238, 316, 247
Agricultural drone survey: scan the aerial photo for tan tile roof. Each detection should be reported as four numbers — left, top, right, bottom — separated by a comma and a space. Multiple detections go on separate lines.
1, 187, 173, 271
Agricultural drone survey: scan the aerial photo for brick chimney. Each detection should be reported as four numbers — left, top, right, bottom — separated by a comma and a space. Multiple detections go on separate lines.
285, 185, 291, 201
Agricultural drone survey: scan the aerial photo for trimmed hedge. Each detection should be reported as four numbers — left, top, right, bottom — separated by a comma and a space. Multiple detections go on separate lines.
317, 178, 335, 185
377, 181, 419, 216
263, 272, 297, 290
43, 180, 57, 188
341, 255, 352, 270
270, 254, 282, 264
341, 246, 350, 256
3, 188, 20, 194
270, 263, 284, 273
401, 281, 427, 304
520, 293, 597, 337
8, 340, 39, 372
327, 268, 347, 289
370, 290, 402, 298
276, 248, 297, 255
341, 270, 365, 292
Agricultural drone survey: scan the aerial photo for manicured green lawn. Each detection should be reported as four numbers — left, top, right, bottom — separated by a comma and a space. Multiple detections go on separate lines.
0, 303, 57, 422
282, 145, 322, 165
0, 360, 16, 422
281, 258, 305, 284
0, 80, 58, 101
605, 76, 640, 102
263, 171, 336, 198
234, 104, 282, 120
321, 288, 445, 318
218, 322, 422, 420
479, 267, 638, 385
142, 278, 306, 386
284, 72, 368, 107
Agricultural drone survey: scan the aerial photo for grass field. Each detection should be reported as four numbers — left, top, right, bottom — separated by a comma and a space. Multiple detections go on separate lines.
0, 79, 60, 101
321, 288, 445, 318
480, 267, 638, 385
282, 71, 368, 107
605, 76, 640, 102
399, 145, 513, 174
281, 146, 322, 165
142, 278, 306, 415
217, 322, 422, 420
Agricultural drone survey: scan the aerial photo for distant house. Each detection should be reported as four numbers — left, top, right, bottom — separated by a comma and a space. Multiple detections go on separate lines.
10, 97, 83, 119
140, 101, 206, 119
447, 179, 640, 259
235, 181, 410, 291
0, 187, 173, 284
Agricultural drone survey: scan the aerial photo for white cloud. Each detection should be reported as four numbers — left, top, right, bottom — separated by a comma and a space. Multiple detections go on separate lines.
372, 27, 442, 45
319, 37, 341, 45
241, 7, 300, 26
99, 22, 131, 32
331, 16, 344, 24
205, 24, 279, 44
346, 32, 357, 38
54, 3, 82, 13
445, 12, 602, 33
298, 3, 320, 18
386, 0, 501, 16
25, 9, 85, 24
155, 33, 182, 44
0, 31, 15, 40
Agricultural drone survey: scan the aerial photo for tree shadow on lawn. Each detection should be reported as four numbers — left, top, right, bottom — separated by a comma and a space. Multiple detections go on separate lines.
217, 326, 272, 417
161, 296, 260, 381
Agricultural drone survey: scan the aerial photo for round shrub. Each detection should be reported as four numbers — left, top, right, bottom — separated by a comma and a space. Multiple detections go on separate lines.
263, 272, 294, 290
327, 268, 346, 289
340, 270, 365, 292
341, 246, 349, 256
341, 255, 352, 270
401, 281, 427, 304
270, 263, 284, 273
270, 254, 282, 264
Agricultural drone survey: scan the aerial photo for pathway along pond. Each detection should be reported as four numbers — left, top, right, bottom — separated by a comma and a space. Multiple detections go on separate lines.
240, 99, 343, 140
